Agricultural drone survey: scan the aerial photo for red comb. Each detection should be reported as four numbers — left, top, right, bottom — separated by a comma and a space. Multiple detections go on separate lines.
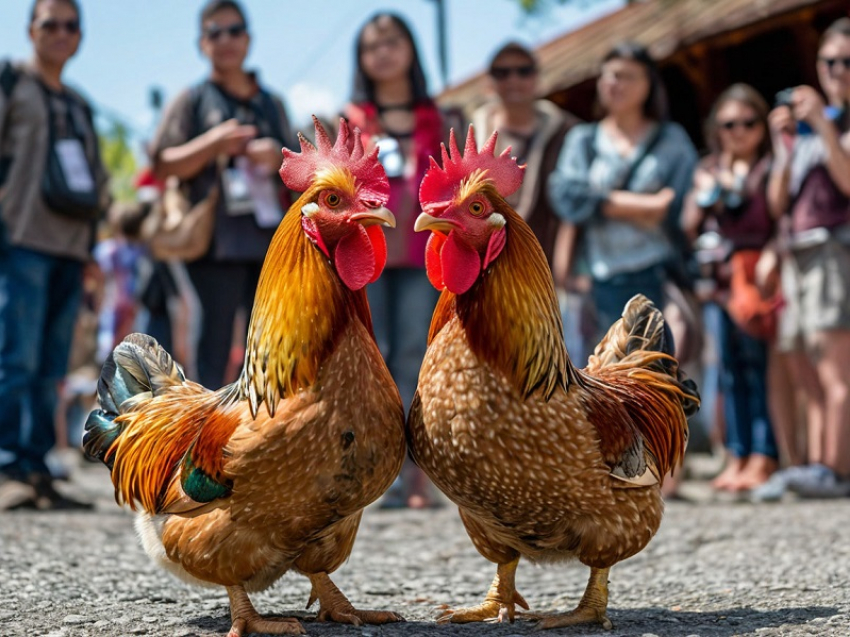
280, 116, 389, 205
419, 124, 524, 206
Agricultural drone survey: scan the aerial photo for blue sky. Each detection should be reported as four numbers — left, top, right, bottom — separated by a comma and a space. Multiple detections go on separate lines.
1, 0, 622, 145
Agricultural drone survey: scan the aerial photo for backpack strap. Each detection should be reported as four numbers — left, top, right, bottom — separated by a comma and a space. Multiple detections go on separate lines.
0, 61, 21, 188
582, 121, 667, 191
186, 82, 208, 140
257, 89, 286, 143
582, 122, 598, 167
621, 122, 666, 190
0, 60, 20, 100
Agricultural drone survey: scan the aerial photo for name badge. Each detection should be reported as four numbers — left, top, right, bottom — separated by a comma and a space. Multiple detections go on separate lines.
375, 137, 405, 178
248, 174, 284, 228
55, 139, 95, 192
223, 156, 283, 227
221, 164, 254, 216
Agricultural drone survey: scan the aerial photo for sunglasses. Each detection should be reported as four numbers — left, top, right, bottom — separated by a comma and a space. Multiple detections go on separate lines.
490, 65, 537, 81
204, 23, 248, 41
35, 19, 80, 35
819, 56, 850, 72
718, 118, 759, 131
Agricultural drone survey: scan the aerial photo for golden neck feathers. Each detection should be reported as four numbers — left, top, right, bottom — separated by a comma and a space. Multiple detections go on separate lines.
432, 201, 577, 399
237, 190, 371, 417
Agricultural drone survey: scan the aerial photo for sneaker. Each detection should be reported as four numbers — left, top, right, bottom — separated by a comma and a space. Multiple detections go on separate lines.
749, 465, 816, 502
0, 474, 38, 511
787, 464, 850, 499
26, 473, 94, 511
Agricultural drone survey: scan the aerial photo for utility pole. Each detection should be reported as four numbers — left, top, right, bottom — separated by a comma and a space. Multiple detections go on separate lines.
427, 0, 449, 89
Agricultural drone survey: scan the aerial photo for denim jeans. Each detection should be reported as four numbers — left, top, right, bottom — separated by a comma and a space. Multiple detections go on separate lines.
0, 247, 83, 476
717, 308, 778, 459
367, 268, 439, 413
592, 264, 666, 339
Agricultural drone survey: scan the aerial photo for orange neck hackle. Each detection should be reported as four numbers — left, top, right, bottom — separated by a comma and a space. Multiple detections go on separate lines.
238, 183, 372, 418
236, 117, 387, 418
430, 193, 579, 399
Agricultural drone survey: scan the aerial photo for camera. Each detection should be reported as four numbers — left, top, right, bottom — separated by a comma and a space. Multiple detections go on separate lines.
774, 88, 814, 135
774, 88, 795, 108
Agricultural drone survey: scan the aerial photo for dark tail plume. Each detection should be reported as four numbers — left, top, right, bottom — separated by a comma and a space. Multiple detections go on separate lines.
83, 333, 185, 468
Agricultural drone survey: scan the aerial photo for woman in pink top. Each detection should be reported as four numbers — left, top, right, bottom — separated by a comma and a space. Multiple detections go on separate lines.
344, 12, 461, 508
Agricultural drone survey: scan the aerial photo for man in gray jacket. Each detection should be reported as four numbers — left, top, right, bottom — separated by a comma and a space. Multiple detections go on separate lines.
0, 0, 109, 510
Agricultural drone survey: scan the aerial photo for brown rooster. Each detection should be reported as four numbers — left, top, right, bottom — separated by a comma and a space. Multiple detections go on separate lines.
84, 118, 406, 637
408, 126, 700, 630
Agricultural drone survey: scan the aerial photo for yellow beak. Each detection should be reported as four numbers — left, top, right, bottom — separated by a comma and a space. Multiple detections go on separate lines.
414, 212, 458, 233
351, 207, 396, 228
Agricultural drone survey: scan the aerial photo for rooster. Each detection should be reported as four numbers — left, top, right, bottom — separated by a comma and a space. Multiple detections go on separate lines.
407, 126, 700, 630
83, 118, 406, 637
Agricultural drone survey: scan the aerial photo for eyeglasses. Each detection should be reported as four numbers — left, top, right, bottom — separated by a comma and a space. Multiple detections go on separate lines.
204, 23, 248, 41
818, 56, 850, 72
35, 19, 80, 35
490, 65, 537, 81
599, 70, 646, 84
718, 118, 760, 131
361, 36, 405, 56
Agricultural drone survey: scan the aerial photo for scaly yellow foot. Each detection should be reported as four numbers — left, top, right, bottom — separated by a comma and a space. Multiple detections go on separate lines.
437, 557, 529, 624
526, 567, 613, 631
226, 586, 306, 636
308, 572, 404, 625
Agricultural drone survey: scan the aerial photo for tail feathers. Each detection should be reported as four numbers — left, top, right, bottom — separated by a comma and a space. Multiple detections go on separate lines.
102, 332, 186, 413
587, 294, 673, 368
83, 333, 186, 468
587, 294, 700, 418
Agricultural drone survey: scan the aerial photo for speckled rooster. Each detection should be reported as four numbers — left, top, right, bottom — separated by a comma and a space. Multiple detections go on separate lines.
84, 118, 406, 637
407, 126, 700, 630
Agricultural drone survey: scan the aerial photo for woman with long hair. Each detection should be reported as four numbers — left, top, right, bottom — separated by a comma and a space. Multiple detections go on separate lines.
548, 42, 698, 338
683, 84, 780, 492
344, 12, 461, 508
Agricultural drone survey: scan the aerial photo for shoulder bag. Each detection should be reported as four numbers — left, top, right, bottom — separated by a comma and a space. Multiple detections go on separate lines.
39, 82, 102, 221
141, 156, 225, 262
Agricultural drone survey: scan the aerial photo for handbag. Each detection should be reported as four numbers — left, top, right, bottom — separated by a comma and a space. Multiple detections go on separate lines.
725, 249, 782, 341
141, 156, 225, 262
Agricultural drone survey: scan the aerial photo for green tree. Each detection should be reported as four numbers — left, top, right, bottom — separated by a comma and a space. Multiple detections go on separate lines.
97, 119, 138, 204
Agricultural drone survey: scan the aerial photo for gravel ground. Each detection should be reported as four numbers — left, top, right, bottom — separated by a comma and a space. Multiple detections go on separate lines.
1, 461, 848, 637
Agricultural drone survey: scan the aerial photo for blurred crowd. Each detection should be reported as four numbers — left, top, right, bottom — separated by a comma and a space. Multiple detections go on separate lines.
1, 0, 849, 510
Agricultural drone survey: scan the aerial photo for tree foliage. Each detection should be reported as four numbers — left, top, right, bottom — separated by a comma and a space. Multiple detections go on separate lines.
97, 119, 137, 204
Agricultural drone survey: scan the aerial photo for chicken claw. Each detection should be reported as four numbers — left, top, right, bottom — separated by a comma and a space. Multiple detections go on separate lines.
308, 572, 404, 625
529, 607, 613, 631
226, 586, 306, 636
524, 567, 613, 631
227, 616, 306, 637
437, 557, 529, 623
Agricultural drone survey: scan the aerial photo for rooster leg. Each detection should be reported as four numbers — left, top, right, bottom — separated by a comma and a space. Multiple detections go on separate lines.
530, 567, 613, 631
437, 556, 529, 624
308, 572, 404, 625
226, 585, 305, 636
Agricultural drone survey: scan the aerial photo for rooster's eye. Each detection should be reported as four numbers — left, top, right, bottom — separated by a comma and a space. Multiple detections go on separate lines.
469, 201, 485, 216
326, 193, 341, 208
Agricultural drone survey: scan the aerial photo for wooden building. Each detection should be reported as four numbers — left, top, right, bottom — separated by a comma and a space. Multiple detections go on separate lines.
439, 0, 849, 148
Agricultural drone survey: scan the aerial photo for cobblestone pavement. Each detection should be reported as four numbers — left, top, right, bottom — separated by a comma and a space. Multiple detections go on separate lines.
1, 461, 848, 637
